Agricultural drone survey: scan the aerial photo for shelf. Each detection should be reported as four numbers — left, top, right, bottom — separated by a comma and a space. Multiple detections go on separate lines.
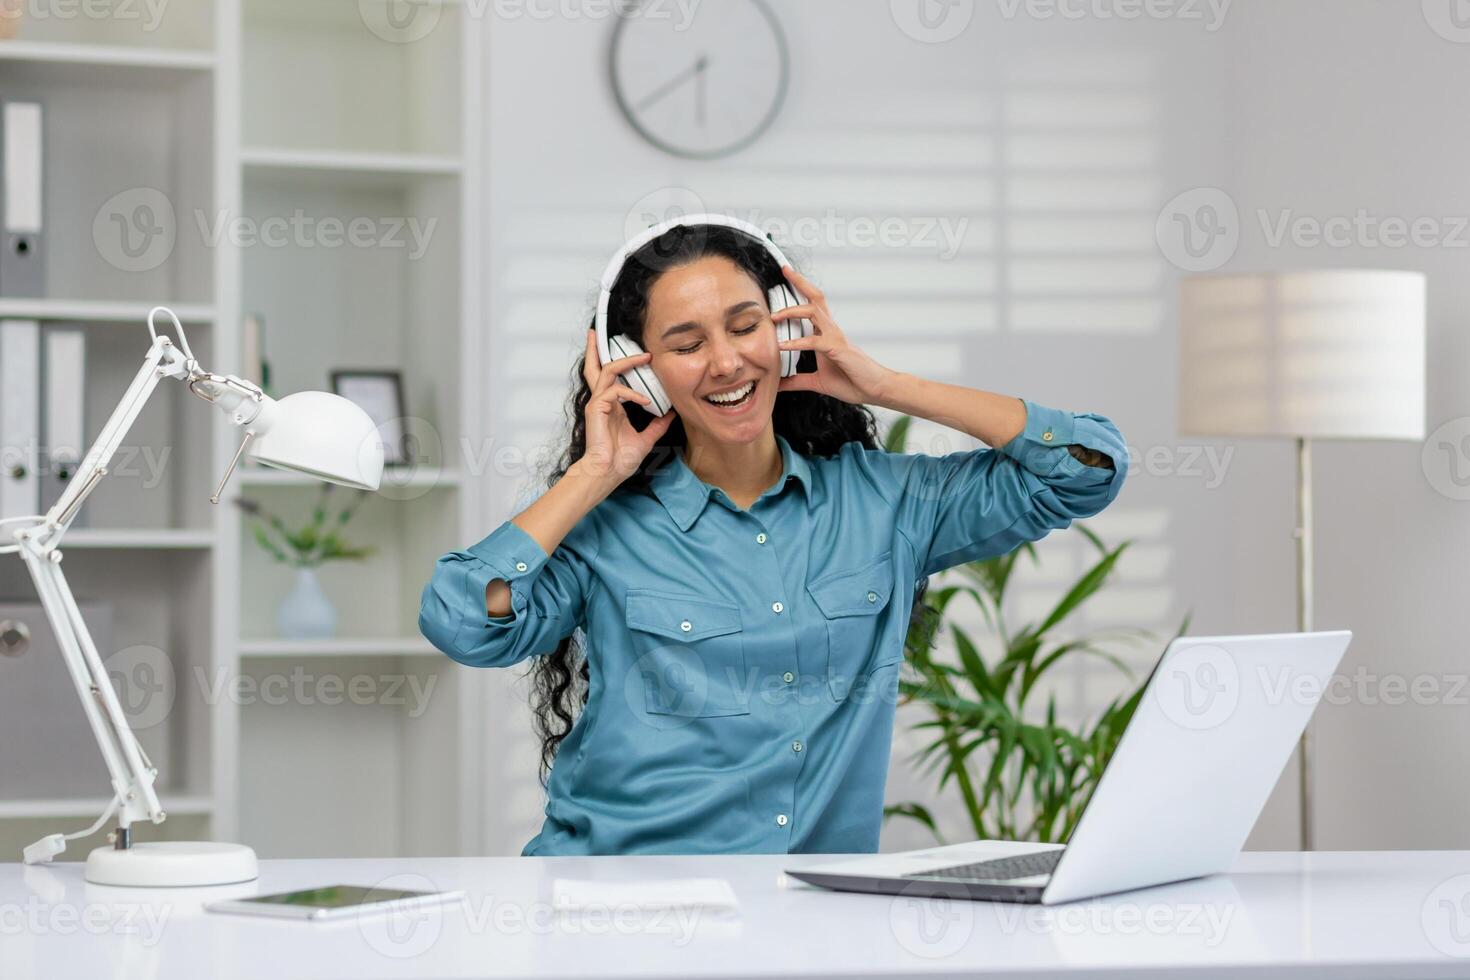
62, 529, 214, 550
0, 795, 213, 820
246, 0, 462, 26
0, 40, 214, 83
242, 147, 462, 191
0, 299, 215, 324
0, 40, 214, 72
238, 637, 440, 658
302, 0, 463, 6
239, 466, 460, 490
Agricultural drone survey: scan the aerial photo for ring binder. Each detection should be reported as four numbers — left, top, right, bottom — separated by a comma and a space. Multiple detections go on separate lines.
1, 101, 44, 298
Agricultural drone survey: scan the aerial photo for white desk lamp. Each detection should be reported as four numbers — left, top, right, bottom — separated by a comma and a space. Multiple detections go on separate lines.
1179, 270, 1426, 850
1, 307, 384, 886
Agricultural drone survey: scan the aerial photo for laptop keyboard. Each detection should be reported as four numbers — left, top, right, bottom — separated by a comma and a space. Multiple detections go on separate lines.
905, 848, 1065, 882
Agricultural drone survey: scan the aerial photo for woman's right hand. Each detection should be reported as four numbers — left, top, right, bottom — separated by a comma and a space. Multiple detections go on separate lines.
575, 328, 677, 487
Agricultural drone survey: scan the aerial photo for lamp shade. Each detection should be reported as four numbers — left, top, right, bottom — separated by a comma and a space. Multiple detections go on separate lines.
1178, 270, 1426, 441
246, 391, 384, 490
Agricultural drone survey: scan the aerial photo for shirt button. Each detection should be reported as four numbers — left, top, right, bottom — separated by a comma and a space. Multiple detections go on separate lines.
792, 740, 803, 753
782, 671, 795, 684
866, 591, 878, 603
756, 532, 767, 544
772, 601, 784, 614
515, 561, 528, 572
775, 814, 789, 827
1042, 429, 1054, 442
680, 620, 692, 632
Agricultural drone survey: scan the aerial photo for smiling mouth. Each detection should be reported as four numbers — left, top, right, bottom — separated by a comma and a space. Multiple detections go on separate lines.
703, 379, 757, 408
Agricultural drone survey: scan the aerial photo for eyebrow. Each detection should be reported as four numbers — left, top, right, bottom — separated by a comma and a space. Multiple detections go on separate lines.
658, 301, 763, 342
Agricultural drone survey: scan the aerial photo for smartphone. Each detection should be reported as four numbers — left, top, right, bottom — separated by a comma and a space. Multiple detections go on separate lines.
206, 884, 464, 921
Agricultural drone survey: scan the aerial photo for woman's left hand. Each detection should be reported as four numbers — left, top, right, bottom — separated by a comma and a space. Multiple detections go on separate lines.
773, 265, 899, 407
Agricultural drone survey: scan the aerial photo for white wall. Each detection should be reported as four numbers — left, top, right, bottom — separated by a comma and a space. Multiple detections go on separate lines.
471, 0, 1454, 855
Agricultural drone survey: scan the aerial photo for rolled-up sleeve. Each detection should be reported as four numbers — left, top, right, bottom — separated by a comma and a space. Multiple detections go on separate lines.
996, 400, 1126, 513
418, 514, 600, 668
852, 400, 1127, 578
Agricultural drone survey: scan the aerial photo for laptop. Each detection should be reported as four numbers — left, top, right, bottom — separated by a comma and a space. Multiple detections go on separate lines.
786, 630, 1352, 905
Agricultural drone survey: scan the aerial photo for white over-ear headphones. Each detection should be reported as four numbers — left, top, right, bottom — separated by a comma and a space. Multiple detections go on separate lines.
595, 213, 813, 417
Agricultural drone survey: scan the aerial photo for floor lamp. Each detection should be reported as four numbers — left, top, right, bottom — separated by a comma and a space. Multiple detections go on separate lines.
1178, 269, 1426, 851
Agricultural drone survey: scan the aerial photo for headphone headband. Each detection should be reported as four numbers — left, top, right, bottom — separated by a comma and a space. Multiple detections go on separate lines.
598, 213, 795, 291
595, 213, 803, 371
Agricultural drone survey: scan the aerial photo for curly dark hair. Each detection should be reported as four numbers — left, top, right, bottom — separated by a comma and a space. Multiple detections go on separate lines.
526, 222, 930, 785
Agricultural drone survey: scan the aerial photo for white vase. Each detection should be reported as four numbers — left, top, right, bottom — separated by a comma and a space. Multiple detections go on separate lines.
276, 567, 337, 640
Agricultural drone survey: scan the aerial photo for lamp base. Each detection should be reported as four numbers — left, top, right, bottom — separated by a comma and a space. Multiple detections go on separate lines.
85, 841, 258, 887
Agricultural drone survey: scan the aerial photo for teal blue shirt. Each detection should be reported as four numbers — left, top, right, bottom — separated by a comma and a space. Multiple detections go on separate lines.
418, 400, 1127, 856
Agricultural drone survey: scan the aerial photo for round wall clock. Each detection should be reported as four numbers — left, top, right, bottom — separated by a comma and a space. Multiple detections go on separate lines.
610, 0, 790, 160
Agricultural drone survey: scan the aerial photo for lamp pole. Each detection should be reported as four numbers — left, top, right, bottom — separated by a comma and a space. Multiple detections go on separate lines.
1295, 436, 1314, 851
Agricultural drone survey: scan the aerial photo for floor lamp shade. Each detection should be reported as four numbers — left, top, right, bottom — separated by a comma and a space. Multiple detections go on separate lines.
1178, 270, 1426, 441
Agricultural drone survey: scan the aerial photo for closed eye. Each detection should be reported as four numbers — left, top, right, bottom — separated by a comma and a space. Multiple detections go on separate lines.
673, 322, 761, 355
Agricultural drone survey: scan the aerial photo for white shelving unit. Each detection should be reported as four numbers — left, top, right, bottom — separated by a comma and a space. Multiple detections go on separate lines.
0, 0, 484, 861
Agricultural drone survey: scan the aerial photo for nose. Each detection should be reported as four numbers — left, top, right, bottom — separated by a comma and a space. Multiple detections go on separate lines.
707, 334, 743, 379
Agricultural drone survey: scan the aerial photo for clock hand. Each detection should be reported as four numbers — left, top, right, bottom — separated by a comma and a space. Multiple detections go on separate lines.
636, 57, 704, 112
695, 54, 708, 126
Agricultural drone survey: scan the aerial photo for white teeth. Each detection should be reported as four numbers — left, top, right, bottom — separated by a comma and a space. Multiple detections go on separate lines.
705, 381, 755, 405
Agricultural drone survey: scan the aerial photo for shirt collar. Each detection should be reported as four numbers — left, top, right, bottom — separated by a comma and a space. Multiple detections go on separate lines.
650, 434, 812, 532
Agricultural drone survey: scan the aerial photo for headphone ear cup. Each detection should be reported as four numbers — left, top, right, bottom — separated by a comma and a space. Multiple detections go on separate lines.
606, 334, 671, 416
770, 284, 806, 378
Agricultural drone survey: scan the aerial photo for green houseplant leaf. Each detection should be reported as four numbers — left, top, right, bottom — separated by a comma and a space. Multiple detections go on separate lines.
882, 414, 1188, 846
234, 484, 377, 569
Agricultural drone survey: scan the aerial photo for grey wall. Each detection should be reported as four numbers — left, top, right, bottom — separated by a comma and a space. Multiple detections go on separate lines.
471, 0, 1454, 855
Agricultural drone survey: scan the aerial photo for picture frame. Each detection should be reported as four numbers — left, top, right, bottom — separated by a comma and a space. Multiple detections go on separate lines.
329, 370, 408, 466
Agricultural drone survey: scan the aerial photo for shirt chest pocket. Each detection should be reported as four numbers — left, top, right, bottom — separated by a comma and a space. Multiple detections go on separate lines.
806, 552, 897, 702
625, 590, 750, 718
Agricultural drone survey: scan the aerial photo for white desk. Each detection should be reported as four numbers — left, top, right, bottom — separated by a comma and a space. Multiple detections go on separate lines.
3, 850, 1470, 978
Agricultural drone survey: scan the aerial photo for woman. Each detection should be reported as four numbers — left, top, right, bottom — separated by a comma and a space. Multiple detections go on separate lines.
419, 218, 1127, 856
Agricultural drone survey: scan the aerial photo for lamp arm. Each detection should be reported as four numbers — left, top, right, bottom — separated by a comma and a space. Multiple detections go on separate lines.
35, 335, 190, 551
15, 544, 163, 831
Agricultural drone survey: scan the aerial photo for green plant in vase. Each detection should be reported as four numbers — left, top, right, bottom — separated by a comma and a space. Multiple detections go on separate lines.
881, 414, 1188, 846
234, 484, 375, 640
